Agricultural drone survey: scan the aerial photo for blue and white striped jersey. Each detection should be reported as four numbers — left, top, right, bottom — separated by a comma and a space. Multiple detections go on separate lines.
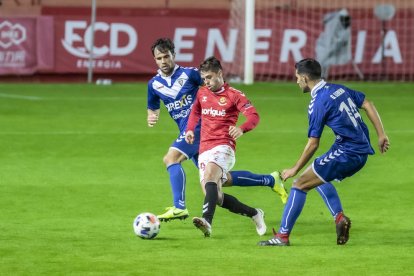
308, 80, 375, 155
147, 65, 202, 132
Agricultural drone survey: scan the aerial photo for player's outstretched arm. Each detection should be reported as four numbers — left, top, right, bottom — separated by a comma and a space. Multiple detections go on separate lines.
147, 109, 160, 127
361, 99, 390, 153
282, 137, 320, 181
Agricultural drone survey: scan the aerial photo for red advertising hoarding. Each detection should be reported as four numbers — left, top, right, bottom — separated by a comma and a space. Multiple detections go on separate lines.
0, 17, 54, 75
54, 15, 228, 74
1, 9, 413, 78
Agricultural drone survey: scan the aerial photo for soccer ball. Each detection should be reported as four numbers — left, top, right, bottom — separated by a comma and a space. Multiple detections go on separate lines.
133, 212, 160, 239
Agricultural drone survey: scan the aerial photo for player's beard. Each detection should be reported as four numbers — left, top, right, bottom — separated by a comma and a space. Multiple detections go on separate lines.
302, 85, 311, 93
161, 66, 174, 76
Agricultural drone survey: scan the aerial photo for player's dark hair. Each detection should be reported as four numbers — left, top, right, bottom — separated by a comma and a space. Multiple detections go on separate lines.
199, 56, 222, 73
295, 58, 322, 80
151, 38, 175, 56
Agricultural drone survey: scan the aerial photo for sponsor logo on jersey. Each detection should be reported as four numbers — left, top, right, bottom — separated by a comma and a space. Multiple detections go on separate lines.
218, 97, 227, 106
152, 72, 190, 99
165, 94, 193, 112
202, 107, 226, 117
202, 96, 207, 102
172, 109, 191, 120
178, 78, 186, 86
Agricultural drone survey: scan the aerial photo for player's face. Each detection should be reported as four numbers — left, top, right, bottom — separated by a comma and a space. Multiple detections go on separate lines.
295, 70, 311, 93
153, 48, 175, 76
201, 70, 224, 92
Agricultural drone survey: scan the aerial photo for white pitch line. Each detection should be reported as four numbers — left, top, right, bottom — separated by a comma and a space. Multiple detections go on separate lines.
0, 93, 42, 101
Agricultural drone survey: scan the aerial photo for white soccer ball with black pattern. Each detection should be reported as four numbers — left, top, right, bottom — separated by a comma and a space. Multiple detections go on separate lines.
133, 212, 160, 239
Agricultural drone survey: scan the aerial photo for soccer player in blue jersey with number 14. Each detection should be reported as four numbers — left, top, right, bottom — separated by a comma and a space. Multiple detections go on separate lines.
147, 38, 288, 222
259, 58, 390, 246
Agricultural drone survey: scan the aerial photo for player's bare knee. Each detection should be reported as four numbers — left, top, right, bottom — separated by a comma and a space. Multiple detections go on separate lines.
292, 179, 307, 191
292, 178, 319, 192
162, 154, 171, 166
222, 172, 232, 186
203, 173, 215, 183
163, 155, 178, 167
163, 151, 183, 166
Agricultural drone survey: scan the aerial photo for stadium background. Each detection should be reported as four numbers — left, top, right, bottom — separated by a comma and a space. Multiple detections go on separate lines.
1, 0, 414, 81
1, 1, 413, 275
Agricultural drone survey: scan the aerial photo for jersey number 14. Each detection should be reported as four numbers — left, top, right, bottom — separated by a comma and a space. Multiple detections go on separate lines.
339, 97, 362, 128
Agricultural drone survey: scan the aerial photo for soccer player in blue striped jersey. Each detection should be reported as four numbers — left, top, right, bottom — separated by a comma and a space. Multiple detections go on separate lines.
147, 38, 288, 222
259, 58, 390, 246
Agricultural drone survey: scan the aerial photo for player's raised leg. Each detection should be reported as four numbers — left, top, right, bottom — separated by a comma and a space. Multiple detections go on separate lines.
219, 193, 267, 235
225, 170, 288, 204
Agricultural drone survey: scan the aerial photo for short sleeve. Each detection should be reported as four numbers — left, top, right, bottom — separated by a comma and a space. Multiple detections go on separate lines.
347, 88, 366, 108
147, 81, 160, 110
190, 68, 203, 87
307, 99, 326, 138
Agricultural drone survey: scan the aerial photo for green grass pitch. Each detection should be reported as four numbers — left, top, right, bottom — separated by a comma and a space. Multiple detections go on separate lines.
0, 82, 413, 275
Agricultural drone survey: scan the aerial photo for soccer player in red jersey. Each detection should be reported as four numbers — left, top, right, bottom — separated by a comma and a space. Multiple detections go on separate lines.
185, 56, 265, 237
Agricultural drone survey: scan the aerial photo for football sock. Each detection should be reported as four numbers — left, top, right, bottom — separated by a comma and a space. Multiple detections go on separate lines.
335, 212, 344, 224
166, 163, 186, 209
279, 188, 307, 235
220, 193, 257, 217
316, 182, 343, 219
203, 182, 218, 225
229, 171, 274, 187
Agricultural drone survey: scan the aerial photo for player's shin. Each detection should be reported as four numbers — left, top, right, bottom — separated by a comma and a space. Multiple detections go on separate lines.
203, 182, 219, 224
229, 171, 274, 187
316, 182, 343, 220
278, 188, 307, 236
167, 163, 186, 209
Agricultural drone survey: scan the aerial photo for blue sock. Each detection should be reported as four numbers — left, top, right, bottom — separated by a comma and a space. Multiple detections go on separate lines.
316, 183, 343, 219
166, 163, 186, 209
279, 188, 307, 235
229, 171, 274, 187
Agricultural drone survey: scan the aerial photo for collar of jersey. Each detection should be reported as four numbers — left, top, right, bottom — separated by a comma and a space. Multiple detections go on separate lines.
157, 64, 179, 79
209, 82, 228, 94
311, 80, 327, 98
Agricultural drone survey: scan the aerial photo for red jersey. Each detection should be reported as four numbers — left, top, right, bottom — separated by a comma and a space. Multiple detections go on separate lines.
186, 83, 259, 154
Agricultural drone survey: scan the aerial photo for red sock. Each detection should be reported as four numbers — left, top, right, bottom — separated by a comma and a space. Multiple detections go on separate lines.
335, 212, 344, 224
273, 228, 289, 241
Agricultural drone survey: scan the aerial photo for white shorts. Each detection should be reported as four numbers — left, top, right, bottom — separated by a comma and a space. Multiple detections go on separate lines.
198, 145, 235, 183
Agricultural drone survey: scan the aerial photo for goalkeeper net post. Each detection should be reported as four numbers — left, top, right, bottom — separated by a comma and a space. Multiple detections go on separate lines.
244, 0, 255, 84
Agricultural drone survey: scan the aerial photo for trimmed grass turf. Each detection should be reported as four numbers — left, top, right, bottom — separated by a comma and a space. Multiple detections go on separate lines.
0, 82, 413, 275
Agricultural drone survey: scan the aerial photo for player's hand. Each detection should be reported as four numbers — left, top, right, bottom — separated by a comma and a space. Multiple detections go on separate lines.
185, 130, 195, 144
281, 168, 298, 181
147, 113, 159, 127
379, 135, 390, 153
229, 126, 243, 139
